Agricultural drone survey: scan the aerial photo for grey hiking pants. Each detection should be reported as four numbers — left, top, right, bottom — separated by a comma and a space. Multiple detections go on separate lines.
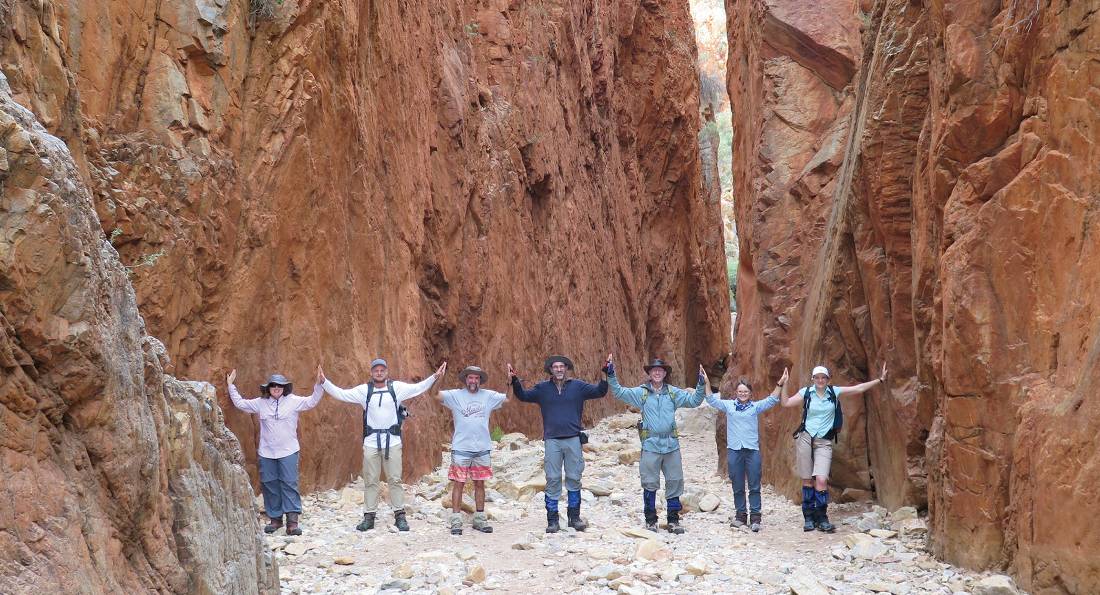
640, 448, 684, 499
544, 436, 584, 500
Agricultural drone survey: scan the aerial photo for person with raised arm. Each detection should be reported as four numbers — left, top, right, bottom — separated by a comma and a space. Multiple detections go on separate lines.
319, 359, 446, 532
604, 353, 706, 534
781, 363, 888, 532
508, 355, 607, 533
226, 367, 324, 536
433, 365, 507, 535
702, 367, 788, 532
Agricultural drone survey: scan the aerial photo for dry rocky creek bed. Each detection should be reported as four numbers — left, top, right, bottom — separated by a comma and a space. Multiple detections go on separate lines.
263, 409, 1024, 594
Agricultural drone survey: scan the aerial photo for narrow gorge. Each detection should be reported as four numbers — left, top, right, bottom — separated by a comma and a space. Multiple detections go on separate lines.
1, 0, 1097, 593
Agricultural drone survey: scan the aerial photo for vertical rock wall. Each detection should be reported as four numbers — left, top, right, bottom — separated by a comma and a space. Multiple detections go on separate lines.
726, 0, 1100, 590
0, 76, 276, 593
0, 0, 729, 494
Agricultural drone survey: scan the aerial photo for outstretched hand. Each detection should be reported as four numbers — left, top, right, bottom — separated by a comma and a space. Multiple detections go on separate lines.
226, 369, 236, 385
317, 364, 325, 384
879, 362, 888, 382
698, 364, 708, 385
778, 367, 789, 386
435, 361, 448, 378
602, 353, 615, 376
506, 363, 517, 380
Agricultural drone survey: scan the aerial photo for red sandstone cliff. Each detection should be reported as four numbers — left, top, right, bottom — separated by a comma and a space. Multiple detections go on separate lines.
726, 0, 1099, 590
0, 0, 728, 494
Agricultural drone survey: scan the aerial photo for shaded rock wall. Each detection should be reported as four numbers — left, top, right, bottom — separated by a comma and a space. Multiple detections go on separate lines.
0, 76, 276, 593
0, 0, 730, 492
725, 0, 1100, 590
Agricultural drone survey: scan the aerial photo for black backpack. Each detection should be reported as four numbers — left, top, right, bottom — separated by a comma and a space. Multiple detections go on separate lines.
362, 381, 409, 438
792, 385, 843, 441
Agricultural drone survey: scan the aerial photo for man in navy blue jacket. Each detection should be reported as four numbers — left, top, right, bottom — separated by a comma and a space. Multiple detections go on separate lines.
508, 355, 608, 533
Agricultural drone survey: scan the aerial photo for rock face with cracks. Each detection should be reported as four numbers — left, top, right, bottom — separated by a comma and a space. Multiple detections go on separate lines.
724, 0, 1100, 591
0, 76, 276, 593
0, 0, 730, 493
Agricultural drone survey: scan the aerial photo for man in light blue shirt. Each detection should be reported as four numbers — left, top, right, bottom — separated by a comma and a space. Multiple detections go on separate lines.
702, 367, 788, 532
604, 354, 705, 534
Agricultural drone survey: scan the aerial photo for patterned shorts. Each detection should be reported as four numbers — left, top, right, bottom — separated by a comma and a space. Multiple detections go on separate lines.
448, 450, 493, 482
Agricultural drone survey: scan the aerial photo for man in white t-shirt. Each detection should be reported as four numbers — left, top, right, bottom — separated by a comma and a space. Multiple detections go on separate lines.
436, 365, 507, 535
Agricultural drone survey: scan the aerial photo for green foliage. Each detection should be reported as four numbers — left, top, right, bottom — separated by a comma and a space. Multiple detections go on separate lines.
464, 22, 480, 37
490, 425, 504, 442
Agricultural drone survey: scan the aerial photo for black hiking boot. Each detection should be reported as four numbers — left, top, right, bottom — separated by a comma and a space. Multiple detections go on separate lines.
356, 512, 375, 532
731, 512, 748, 528
567, 507, 587, 532
546, 510, 560, 533
750, 512, 762, 533
644, 508, 659, 532
394, 510, 410, 532
815, 506, 836, 533
263, 515, 283, 534
666, 509, 686, 535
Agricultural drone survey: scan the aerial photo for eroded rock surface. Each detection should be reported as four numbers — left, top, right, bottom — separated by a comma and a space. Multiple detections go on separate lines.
0, 76, 276, 592
725, 0, 1100, 590
0, 0, 730, 493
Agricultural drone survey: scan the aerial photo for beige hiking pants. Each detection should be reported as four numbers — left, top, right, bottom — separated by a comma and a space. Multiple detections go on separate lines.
363, 444, 404, 513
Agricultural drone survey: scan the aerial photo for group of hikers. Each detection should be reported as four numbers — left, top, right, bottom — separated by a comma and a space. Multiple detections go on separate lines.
227, 354, 887, 537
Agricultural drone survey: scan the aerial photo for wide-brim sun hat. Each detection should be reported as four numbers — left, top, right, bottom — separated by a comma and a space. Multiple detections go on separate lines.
811, 365, 830, 378
642, 358, 673, 375
543, 355, 575, 374
260, 373, 293, 395
459, 365, 488, 383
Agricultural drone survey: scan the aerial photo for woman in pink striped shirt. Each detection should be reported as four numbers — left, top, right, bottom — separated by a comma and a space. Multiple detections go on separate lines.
227, 367, 323, 535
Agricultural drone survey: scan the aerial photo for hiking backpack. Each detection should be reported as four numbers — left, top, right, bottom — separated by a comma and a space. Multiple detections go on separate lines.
362, 380, 409, 438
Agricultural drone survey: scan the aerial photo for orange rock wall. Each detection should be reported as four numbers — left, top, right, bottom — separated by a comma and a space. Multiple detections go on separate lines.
0, 0, 730, 495
726, 0, 1100, 590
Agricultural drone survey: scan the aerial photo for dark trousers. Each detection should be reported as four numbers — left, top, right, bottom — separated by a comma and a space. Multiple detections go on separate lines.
727, 448, 763, 514
258, 451, 301, 518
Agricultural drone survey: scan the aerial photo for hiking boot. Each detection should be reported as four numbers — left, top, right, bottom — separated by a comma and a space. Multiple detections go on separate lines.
731, 512, 747, 528
801, 487, 816, 531
750, 512, 762, 533
472, 511, 493, 533
566, 507, 587, 532
263, 515, 283, 534
356, 512, 376, 532
449, 513, 463, 535
394, 510, 410, 532
666, 509, 686, 535
644, 508, 659, 532
545, 510, 560, 533
285, 512, 302, 536
815, 506, 836, 533
803, 509, 816, 531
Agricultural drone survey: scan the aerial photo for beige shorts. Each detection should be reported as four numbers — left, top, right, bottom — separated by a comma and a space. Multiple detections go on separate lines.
795, 431, 833, 479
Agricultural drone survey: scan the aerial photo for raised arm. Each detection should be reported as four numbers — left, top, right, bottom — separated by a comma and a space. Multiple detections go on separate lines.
508, 363, 539, 402
670, 366, 707, 408
838, 363, 888, 396
394, 361, 445, 402
225, 369, 261, 413
320, 369, 367, 405
581, 378, 609, 400
756, 367, 788, 413
603, 354, 645, 406
700, 367, 727, 410
780, 376, 805, 408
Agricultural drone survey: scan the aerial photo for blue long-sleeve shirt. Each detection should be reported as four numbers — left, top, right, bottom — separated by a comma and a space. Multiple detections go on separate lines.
705, 393, 778, 450
608, 373, 705, 454
511, 377, 608, 439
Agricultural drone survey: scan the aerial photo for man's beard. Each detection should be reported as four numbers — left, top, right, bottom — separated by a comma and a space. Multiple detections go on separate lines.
466, 383, 480, 392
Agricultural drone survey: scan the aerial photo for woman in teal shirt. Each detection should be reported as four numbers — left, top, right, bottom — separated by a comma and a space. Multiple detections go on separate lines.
781, 363, 887, 532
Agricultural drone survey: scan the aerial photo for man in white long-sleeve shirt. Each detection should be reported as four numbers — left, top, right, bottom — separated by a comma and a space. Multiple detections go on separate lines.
320, 358, 446, 531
